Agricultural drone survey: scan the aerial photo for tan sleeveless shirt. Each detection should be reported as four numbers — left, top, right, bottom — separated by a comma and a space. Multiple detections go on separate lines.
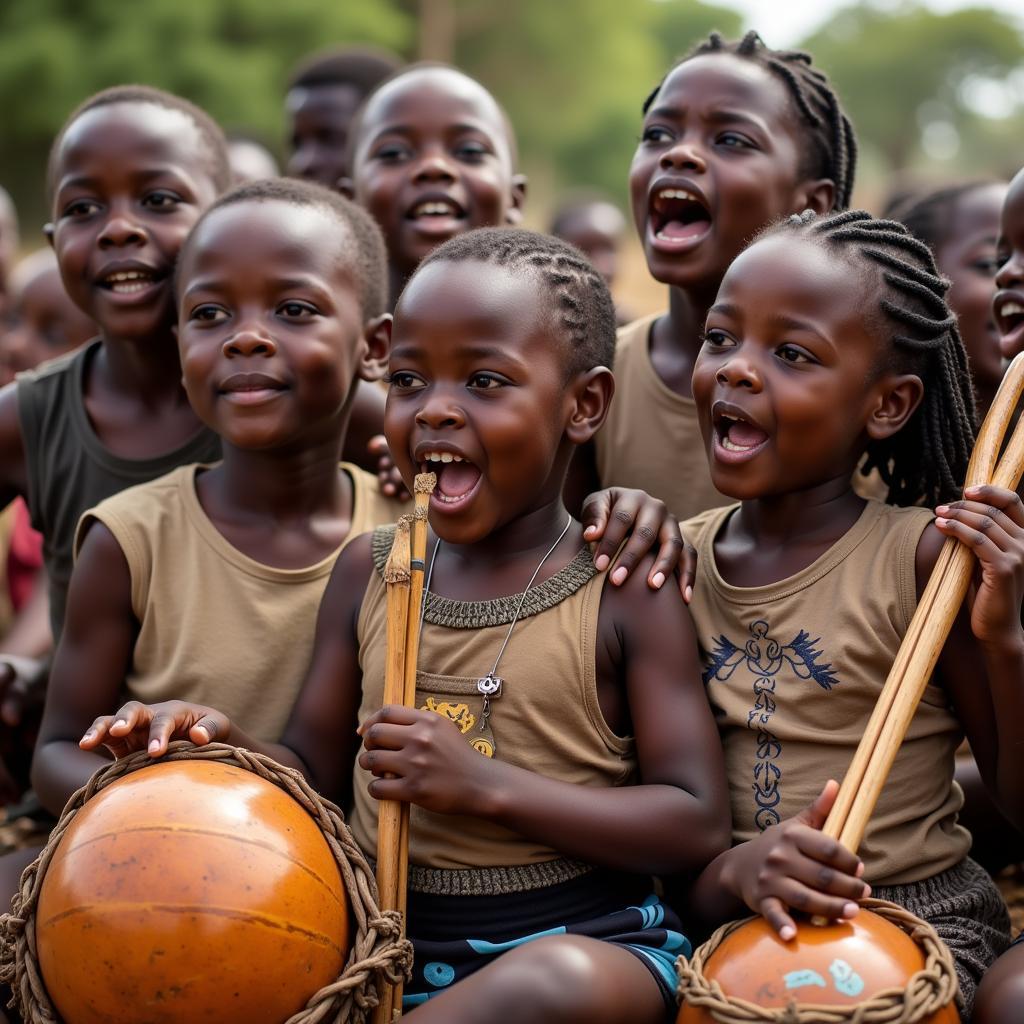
595, 314, 730, 521
77, 463, 406, 743
681, 501, 970, 886
350, 527, 635, 869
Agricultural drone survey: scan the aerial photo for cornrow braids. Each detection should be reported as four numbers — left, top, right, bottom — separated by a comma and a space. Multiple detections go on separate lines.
764, 209, 976, 507
643, 31, 856, 210
415, 227, 616, 376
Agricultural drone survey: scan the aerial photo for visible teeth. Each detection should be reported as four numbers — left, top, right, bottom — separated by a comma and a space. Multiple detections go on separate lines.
423, 451, 464, 463
656, 188, 700, 203
721, 436, 756, 452
1001, 301, 1024, 317
413, 201, 456, 217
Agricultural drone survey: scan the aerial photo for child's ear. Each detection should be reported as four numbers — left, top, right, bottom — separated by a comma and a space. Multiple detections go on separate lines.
358, 314, 392, 383
335, 176, 356, 200
866, 372, 924, 441
565, 366, 614, 445
43, 223, 55, 249
793, 179, 835, 217
504, 175, 528, 227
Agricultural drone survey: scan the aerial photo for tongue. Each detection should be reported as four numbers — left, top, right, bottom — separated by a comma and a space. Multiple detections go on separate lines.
436, 462, 481, 498
727, 421, 768, 448
659, 217, 709, 239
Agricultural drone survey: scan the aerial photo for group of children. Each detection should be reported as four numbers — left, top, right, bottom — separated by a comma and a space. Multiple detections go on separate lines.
0, 27, 1022, 1024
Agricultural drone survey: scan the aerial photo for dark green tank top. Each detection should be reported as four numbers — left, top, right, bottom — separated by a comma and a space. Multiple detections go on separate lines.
16, 340, 221, 639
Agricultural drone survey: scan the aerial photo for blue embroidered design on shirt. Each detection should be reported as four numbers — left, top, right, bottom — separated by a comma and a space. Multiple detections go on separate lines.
704, 620, 839, 829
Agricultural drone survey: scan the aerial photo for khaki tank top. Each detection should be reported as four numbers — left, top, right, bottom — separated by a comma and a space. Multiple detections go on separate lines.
349, 526, 635, 869
76, 462, 406, 743
595, 314, 730, 521
681, 501, 969, 886
17, 341, 221, 639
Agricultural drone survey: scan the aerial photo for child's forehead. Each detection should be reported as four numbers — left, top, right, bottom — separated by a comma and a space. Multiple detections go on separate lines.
654, 53, 793, 129
361, 69, 510, 145
1002, 170, 1024, 236
56, 102, 207, 181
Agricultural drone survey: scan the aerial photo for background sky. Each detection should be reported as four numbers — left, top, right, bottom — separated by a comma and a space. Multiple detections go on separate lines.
725, 0, 1024, 46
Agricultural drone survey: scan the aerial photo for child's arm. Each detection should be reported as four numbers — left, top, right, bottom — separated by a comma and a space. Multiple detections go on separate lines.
361, 555, 730, 876
927, 485, 1024, 827
31, 523, 138, 813
687, 782, 870, 939
76, 535, 374, 806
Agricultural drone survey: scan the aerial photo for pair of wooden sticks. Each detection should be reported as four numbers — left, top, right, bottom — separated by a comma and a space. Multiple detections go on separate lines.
372, 472, 437, 1024
823, 352, 1024, 855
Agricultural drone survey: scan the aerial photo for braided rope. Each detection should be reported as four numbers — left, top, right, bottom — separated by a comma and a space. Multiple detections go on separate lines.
676, 899, 959, 1024
0, 742, 413, 1024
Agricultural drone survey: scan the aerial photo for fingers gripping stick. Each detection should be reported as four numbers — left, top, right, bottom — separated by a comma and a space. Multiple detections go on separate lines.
823, 353, 1024, 856
373, 472, 435, 1022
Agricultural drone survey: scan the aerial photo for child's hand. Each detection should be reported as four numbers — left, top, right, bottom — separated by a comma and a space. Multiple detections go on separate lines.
368, 435, 412, 503
580, 487, 696, 600
935, 486, 1024, 647
724, 781, 869, 940
79, 700, 231, 759
358, 705, 497, 816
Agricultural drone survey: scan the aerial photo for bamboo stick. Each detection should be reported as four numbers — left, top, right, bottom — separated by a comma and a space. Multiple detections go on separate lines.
372, 515, 412, 1024
392, 473, 435, 1018
823, 352, 1024, 850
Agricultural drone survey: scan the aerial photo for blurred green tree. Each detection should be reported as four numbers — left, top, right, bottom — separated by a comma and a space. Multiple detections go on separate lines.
0, 0, 411, 232
802, 3, 1024, 174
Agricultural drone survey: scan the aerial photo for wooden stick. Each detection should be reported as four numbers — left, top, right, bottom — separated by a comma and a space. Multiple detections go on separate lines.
823, 352, 1024, 851
372, 515, 411, 1024
392, 473, 435, 1018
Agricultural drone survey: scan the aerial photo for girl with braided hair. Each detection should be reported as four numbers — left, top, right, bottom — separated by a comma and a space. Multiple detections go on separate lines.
593, 30, 856, 521
680, 210, 1022, 1017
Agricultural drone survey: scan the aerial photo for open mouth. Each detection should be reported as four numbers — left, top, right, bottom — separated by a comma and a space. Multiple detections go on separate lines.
994, 294, 1024, 357
713, 409, 770, 462
649, 187, 712, 247
98, 268, 164, 296
419, 449, 482, 507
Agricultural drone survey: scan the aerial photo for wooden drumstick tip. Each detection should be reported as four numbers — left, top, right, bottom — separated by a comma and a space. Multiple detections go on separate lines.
384, 516, 412, 585
414, 472, 437, 495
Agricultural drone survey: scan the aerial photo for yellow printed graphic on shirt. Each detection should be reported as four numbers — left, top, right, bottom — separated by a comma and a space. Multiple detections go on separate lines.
421, 698, 476, 734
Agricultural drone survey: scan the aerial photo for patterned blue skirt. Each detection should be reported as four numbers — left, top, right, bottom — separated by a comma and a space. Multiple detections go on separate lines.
401, 862, 688, 1013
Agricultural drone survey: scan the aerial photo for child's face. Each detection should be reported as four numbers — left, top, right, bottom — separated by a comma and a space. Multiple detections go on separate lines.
692, 235, 895, 500
176, 200, 368, 452
1, 257, 96, 385
994, 170, 1024, 360
49, 102, 220, 344
385, 260, 579, 544
629, 55, 820, 295
352, 69, 524, 279
285, 83, 363, 188
936, 183, 1006, 397
555, 204, 624, 287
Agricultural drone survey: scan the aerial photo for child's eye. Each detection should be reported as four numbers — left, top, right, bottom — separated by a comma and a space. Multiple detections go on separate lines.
994, 249, 1011, 269
375, 142, 411, 162
62, 199, 100, 219
702, 329, 735, 348
386, 370, 425, 389
143, 190, 182, 210
641, 125, 673, 145
190, 304, 229, 323
776, 344, 814, 364
972, 256, 1000, 276
467, 372, 506, 390
455, 140, 490, 161
277, 301, 318, 319
717, 132, 755, 150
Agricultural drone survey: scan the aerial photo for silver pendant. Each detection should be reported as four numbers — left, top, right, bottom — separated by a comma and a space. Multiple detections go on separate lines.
478, 674, 503, 731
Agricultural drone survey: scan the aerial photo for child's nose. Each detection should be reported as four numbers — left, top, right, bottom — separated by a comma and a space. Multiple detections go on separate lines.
414, 391, 465, 429
98, 214, 147, 249
659, 137, 707, 175
223, 328, 277, 358
715, 355, 762, 391
413, 149, 457, 184
995, 251, 1024, 289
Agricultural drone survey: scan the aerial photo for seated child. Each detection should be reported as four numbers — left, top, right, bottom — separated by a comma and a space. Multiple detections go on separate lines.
84, 229, 731, 1024
346, 63, 526, 312
593, 32, 854, 520
994, 165, 1024, 362
32, 179, 406, 815
679, 210, 1021, 1016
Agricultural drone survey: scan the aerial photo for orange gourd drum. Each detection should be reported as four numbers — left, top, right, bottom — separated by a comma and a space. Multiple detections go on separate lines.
36, 760, 349, 1024
678, 911, 958, 1023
